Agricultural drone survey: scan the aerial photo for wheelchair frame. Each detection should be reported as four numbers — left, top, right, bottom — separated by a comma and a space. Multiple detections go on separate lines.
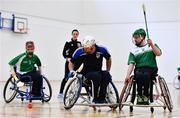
63, 72, 119, 111
119, 75, 173, 113
3, 74, 52, 104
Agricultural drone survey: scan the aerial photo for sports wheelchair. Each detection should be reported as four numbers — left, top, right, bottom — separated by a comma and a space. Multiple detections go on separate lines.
63, 71, 119, 111
3, 72, 52, 104
119, 75, 173, 113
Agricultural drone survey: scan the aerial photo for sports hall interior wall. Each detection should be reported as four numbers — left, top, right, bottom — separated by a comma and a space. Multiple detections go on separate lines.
0, 0, 179, 83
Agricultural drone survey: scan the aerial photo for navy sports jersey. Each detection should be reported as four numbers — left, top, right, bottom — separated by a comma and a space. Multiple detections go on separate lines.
71, 45, 111, 75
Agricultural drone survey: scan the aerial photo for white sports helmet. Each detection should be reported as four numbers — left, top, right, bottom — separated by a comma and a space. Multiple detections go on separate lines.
82, 35, 96, 48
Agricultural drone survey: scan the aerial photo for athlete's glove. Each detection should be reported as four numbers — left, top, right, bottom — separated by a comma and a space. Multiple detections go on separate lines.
68, 70, 76, 78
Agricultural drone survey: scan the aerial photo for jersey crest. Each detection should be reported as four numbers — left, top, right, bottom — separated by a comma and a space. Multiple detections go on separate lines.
96, 52, 101, 59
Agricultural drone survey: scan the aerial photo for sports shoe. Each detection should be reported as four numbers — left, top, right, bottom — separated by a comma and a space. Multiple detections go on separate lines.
98, 99, 107, 104
58, 93, 64, 103
57, 93, 64, 98
137, 96, 143, 105
142, 95, 149, 105
92, 98, 99, 104
16, 81, 24, 87
12, 76, 24, 87
31, 93, 42, 97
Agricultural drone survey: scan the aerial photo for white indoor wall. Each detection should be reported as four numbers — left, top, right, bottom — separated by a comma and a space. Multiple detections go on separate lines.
83, 22, 179, 83
0, 0, 83, 81
82, 0, 179, 24
0, 0, 180, 83
82, 0, 180, 83
0, 0, 83, 24
0, 12, 82, 81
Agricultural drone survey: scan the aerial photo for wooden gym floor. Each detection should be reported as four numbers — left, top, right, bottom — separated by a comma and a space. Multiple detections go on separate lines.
0, 80, 180, 118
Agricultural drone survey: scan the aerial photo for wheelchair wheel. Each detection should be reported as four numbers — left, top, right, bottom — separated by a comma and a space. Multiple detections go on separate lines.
130, 106, 133, 112
119, 76, 133, 111
173, 76, 180, 89
150, 107, 154, 113
158, 76, 173, 112
64, 77, 82, 109
41, 76, 52, 102
3, 77, 18, 103
106, 81, 119, 109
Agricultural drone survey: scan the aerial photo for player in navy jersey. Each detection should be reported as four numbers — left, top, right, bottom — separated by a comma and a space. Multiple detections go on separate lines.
68, 36, 112, 103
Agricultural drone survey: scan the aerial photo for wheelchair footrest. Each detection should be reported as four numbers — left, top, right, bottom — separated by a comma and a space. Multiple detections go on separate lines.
122, 102, 165, 107
80, 93, 89, 96
76, 103, 119, 107
29, 96, 43, 100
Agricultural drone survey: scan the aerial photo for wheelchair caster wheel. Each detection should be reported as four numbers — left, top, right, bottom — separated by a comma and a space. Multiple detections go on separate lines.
112, 108, 116, 111
27, 102, 32, 109
119, 105, 122, 111
98, 109, 101, 112
163, 107, 166, 110
150, 107, 154, 113
41, 99, 44, 103
21, 98, 24, 101
130, 106, 133, 112
92, 106, 96, 111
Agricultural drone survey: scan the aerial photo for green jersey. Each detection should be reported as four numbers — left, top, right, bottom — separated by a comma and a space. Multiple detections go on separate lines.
9, 52, 41, 73
128, 44, 161, 68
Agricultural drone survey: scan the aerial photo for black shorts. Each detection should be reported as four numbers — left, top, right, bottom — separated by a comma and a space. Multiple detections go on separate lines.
134, 67, 158, 80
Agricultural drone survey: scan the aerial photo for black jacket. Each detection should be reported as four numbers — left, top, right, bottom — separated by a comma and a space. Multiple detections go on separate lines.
62, 39, 81, 58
